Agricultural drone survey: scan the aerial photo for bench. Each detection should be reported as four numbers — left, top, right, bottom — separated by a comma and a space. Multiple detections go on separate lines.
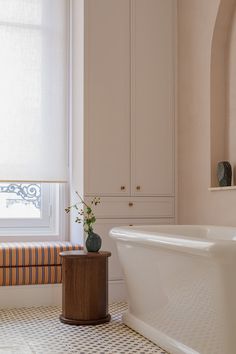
0, 242, 83, 286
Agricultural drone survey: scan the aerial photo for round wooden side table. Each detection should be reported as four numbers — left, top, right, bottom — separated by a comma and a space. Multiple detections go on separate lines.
59, 250, 111, 325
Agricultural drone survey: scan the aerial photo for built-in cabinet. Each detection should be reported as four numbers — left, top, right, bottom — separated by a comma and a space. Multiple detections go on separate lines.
83, 0, 176, 293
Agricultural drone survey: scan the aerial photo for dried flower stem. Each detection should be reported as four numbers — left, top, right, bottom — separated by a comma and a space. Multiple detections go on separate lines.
65, 193, 100, 234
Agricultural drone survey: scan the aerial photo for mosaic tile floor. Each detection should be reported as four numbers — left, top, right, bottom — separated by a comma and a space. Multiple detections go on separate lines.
0, 302, 168, 354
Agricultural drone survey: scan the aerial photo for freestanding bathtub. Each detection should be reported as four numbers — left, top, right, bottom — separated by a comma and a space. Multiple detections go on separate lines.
110, 225, 236, 354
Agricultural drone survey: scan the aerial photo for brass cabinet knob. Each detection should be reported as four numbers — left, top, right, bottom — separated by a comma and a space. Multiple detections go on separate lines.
120, 186, 126, 190
136, 185, 141, 190
128, 202, 133, 207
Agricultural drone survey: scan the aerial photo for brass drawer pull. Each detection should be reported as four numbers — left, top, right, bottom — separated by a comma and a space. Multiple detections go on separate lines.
128, 202, 133, 207
136, 185, 141, 190
120, 186, 126, 190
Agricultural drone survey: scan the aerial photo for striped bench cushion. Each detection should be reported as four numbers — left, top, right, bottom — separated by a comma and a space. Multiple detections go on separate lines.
0, 265, 62, 286
0, 242, 83, 267
0, 242, 83, 286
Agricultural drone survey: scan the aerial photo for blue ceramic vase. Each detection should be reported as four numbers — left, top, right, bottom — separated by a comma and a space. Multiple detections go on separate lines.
86, 231, 102, 252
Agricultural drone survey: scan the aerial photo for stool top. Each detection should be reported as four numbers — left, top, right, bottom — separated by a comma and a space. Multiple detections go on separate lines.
59, 250, 111, 258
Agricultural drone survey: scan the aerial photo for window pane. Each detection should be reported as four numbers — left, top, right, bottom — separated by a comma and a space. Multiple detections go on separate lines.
0, 183, 41, 218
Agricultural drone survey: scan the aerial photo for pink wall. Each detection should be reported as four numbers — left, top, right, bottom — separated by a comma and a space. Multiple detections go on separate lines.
178, 0, 236, 226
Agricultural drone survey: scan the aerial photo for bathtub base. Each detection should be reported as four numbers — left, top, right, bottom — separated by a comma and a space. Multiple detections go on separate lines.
110, 225, 236, 354
123, 312, 199, 354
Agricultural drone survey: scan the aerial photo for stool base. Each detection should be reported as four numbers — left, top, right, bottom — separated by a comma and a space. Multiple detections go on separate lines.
59, 313, 111, 326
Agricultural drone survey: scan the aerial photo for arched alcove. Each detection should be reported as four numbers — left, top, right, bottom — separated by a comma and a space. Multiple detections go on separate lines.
210, 0, 236, 187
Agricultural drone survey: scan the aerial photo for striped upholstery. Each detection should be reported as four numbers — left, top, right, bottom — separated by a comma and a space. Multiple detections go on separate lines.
0, 242, 83, 286
0, 265, 62, 286
0, 242, 82, 267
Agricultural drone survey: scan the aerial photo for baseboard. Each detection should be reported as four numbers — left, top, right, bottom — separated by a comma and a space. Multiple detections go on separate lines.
109, 279, 127, 303
0, 284, 62, 309
0, 280, 126, 309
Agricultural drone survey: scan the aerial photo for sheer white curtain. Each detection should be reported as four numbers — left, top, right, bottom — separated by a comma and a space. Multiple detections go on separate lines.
0, 0, 68, 182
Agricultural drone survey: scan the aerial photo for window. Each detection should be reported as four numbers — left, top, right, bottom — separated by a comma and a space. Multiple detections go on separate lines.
0, 183, 66, 240
0, 0, 69, 240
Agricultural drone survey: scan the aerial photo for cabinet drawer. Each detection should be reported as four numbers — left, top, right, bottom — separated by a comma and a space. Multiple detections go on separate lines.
85, 197, 174, 219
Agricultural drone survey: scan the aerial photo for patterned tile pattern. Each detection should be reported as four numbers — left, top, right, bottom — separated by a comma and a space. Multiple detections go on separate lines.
0, 303, 168, 354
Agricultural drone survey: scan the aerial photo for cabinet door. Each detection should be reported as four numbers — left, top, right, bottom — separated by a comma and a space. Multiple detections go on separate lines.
84, 0, 131, 196
131, 0, 175, 196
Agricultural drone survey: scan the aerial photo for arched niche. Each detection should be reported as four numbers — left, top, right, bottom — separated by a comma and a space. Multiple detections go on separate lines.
210, 0, 236, 187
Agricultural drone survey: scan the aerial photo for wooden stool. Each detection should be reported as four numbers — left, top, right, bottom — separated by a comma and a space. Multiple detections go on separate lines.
59, 250, 111, 325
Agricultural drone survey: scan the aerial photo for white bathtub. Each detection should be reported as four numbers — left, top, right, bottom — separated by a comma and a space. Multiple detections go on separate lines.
110, 225, 236, 354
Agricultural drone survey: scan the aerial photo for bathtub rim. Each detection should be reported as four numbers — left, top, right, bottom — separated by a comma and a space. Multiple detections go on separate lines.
110, 225, 236, 257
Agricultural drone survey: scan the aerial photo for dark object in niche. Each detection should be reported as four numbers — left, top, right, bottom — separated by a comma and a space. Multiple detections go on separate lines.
217, 161, 232, 187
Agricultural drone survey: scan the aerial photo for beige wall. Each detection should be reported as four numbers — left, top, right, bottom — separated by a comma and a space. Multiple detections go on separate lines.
178, 0, 236, 226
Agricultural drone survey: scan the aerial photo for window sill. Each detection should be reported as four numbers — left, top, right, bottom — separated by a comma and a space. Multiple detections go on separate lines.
0, 233, 67, 242
208, 186, 236, 191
